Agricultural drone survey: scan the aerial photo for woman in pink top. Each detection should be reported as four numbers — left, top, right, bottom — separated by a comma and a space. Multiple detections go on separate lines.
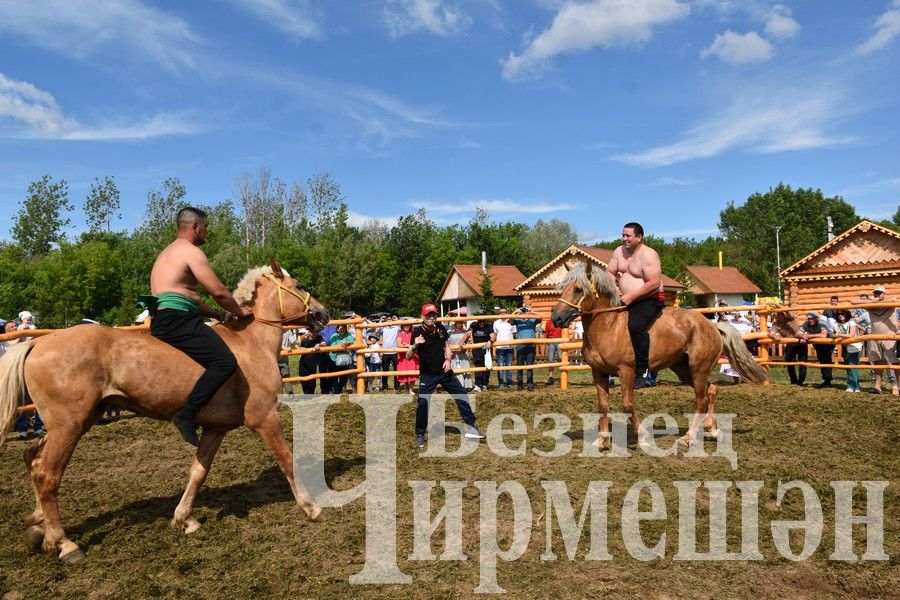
395, 321, 419, 393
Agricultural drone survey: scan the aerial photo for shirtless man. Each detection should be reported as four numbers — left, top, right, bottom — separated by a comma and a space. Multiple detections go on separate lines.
854, 285, 899, 394
606, 222, 663, 390
149, 206, 253, 445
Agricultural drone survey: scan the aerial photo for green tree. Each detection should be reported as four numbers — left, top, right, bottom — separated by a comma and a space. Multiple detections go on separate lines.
522, 218, 578, 274
138, 177, 187, 243
478, 268, 496, 314
718, 183, 858, 295
0, 243, 34, 319
13, 174, 72, 256
84, 176, 121, 233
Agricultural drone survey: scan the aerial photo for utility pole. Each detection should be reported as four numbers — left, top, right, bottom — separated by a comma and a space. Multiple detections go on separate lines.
775, 225, 783, 301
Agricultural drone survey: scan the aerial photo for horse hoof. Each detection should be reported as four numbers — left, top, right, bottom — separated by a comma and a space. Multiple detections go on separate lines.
309, 506, 327, 522
25, 526, 44, 553
184, 518, 201, 534
591, 437, 611, 451
60, 547, 85, 563
677, 437, 691, 451
706, 429, 720, 440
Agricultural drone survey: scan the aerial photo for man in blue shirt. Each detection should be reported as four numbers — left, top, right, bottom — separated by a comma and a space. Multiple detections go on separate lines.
512, 305, 541, 391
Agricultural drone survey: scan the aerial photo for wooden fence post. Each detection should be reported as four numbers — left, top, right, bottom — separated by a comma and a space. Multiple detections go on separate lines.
758, 305, 770, 375
356, 324, 366, 395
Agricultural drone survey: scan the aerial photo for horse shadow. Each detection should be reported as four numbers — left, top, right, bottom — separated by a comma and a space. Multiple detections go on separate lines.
564, 423, 752, 445
69, 455, 364, 550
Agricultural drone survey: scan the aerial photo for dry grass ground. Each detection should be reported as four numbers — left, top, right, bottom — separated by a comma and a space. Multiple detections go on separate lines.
1, 371, 898, 600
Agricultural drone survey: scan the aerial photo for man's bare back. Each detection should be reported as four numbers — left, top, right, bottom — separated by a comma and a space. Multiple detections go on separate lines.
151, 239, 205, 302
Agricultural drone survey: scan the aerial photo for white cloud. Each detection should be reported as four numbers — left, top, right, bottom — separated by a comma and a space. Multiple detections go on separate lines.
501, 0, 690, 80
384, 0, 472, 38
614, 87, 854, 166
412, 199, 579, 215
227, 0, 323, 40
701, 30, 773, 64
347, 211, 401, 229
0, 72, 198, 141
243, 68, 475, 150
646, 176, 699, 187
764, 5, 800, 39
0, 0, 200, 71
855, 0, 900, 55
839, 177, 900, 197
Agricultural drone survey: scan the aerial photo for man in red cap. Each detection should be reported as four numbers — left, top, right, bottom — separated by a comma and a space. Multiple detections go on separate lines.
407, 303, 485, 448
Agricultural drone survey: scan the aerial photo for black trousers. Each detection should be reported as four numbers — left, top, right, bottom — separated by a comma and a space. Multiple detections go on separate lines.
812, 343, 833, 383
150, 309, 237, 415
382, 353, 398, 390
516, 344, 535, 385
299, 359, 318, 394
472, 348, 489, 388
415, 371, 477, 435
784, 343, 808, 384
627, 297, 664, 375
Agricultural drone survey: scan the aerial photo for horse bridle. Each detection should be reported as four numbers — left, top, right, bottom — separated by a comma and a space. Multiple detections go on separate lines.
251, 273, 313, 328
558, 284, 627, 316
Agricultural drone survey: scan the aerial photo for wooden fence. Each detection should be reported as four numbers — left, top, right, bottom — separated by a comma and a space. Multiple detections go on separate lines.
3, 301, 898, 416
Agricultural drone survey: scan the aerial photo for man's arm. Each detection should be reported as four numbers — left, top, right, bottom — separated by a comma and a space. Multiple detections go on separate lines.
186, 248, 251, 319
605, 248, 620, 281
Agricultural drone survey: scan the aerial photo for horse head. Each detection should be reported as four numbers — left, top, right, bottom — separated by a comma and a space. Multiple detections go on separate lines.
551, 261, 621, 328
234, 259, 330, 332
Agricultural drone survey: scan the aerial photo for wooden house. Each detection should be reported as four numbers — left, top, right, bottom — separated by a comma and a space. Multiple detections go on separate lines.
437, 265, 527, 316
515, 244, 684, 317
681, 265, 762, 308
780, 220, 900, 305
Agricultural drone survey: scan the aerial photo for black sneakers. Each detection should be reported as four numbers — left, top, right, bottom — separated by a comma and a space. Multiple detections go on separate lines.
632, 370, 652, 390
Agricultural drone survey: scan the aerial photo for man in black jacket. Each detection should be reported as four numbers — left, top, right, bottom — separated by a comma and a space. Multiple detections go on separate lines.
408, 304, 486, 448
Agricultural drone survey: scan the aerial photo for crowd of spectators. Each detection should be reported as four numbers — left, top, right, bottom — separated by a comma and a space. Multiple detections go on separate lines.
0, 311, 45, 438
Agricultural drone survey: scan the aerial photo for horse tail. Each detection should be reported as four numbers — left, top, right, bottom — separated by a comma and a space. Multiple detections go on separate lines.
0, 341, 34, 448
717, 322, 769, 385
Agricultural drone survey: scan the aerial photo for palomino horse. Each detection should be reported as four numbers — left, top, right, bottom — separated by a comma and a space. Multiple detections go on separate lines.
550, 262, 768, 450
0, 259, 329, 562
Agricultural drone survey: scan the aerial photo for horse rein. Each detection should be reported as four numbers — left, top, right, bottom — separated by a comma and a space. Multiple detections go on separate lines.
558, 288, 627, 316
250, 273, 312, 328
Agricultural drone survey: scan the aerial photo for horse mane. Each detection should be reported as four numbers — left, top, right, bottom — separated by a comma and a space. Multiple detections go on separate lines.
556, 263, 621, 306
233, 265, 291, 306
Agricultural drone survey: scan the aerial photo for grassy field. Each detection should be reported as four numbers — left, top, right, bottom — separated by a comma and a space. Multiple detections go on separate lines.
1, 369, 898, 599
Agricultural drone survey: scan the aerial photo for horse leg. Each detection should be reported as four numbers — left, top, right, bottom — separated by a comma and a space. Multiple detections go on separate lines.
679, 375, 712, 451
23, 438, 46, 552
704, 384, 719, 438
251, 412, 323, 521
23, 439, 45, 526
172, 429, 226, 534
620, 368, 650, 451
591, 370, 612, 450
29, 425, 87, 562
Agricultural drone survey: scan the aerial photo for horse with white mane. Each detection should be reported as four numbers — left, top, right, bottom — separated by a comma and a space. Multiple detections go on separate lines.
0, 259, 329, 562
551, 262, 768, 451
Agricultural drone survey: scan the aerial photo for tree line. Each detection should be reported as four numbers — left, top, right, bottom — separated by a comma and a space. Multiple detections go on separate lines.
1, 171, 896, 328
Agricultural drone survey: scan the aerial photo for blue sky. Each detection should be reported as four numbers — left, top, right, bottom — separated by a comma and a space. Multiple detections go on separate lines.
1, 0, 898, 243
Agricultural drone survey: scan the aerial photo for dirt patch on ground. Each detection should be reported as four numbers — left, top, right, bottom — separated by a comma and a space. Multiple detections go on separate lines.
1, 383, 897, 599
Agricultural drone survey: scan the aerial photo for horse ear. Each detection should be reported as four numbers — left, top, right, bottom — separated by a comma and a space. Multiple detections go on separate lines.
584, 261, 593, 277
269, 256, 285, 279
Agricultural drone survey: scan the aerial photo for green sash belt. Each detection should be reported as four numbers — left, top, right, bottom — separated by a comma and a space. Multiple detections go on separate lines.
136, 292, 199, 316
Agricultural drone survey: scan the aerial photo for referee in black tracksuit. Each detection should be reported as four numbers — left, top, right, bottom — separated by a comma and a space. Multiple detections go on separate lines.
409, 303, 486, 448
